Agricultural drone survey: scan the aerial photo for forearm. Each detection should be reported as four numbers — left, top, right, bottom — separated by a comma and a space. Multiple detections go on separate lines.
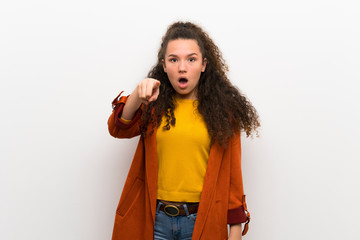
228, 224, 242, 240
121, 88, 142, 120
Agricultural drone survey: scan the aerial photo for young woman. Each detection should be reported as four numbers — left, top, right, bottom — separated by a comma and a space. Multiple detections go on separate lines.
108, 21, 260, 240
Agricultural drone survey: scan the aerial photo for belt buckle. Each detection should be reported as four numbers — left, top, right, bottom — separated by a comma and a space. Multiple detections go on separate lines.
164, 204, 180, 217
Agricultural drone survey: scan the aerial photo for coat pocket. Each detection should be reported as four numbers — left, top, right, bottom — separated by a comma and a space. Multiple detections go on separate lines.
116, 177, 144, 217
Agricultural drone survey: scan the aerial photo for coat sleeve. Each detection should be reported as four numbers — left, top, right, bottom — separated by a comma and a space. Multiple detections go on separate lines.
107, 91, 142, 139
227, 131, 251, 236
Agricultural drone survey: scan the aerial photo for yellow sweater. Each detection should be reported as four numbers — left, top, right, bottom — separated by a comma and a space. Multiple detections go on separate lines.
156, 98, 211, 202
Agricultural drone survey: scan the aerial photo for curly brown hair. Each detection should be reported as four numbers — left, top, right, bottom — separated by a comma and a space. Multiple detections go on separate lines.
141, 21, 260, 146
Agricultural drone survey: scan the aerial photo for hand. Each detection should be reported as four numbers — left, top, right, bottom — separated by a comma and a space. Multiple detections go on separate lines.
136, 78, 161, 105
120, 78, 160, 120
228, 237, 242, 240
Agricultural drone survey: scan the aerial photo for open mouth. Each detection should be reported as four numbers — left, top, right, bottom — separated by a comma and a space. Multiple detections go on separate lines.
178, 78, 188, 88
179, 78, 188, 84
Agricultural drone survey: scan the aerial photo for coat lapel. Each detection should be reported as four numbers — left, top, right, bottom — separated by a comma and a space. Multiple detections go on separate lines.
143, 125, 225, 237
193, 142, 225, 239
144, 126, 158, 223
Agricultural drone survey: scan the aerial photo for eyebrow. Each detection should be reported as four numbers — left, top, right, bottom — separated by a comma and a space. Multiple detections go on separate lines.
167, 53, 198, 58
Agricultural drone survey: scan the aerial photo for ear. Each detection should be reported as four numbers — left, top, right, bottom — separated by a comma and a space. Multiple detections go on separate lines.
162, 59, 167, 73
201, 58, 207, 72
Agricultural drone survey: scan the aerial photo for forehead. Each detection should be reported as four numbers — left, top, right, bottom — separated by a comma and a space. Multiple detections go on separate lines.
165, 39, 202, 56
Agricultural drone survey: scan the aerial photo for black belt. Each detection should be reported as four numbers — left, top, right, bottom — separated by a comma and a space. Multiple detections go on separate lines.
158, 200, 199, 217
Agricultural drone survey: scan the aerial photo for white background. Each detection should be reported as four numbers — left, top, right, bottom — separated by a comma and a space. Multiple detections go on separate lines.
1, 0, 359, 239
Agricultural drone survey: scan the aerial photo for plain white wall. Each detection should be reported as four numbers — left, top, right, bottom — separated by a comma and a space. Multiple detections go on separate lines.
1, 0, 359, 239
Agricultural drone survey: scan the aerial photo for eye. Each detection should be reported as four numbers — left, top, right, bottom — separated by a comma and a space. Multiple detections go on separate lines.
169, 58, 177, 63
188, 58, 196, 62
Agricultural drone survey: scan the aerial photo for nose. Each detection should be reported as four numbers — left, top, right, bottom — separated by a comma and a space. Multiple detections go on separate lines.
178, 60, 187, 73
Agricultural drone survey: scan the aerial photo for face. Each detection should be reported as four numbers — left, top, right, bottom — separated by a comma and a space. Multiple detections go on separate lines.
163, 39, 207, 100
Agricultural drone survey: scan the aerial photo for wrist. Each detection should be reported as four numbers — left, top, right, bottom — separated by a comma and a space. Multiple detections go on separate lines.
229, 224, 242, 239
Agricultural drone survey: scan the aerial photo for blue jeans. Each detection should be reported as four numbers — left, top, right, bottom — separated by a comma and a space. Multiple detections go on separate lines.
154, 202, 197, 240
